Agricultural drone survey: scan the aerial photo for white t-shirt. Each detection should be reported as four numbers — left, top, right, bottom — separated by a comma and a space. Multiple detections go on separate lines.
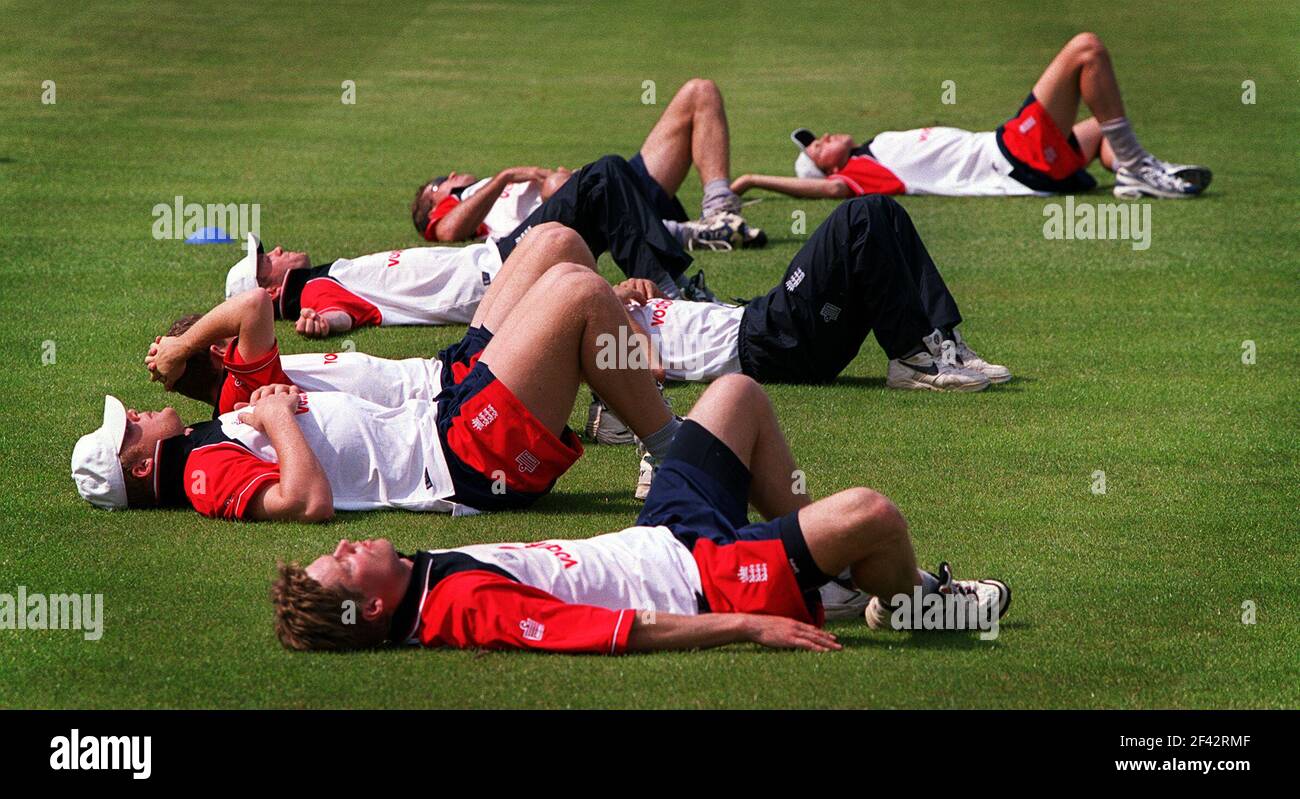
626, 298, 745, 382
431, 526, 703, 616
326, 243, 503, 326
281, 352, 444, 407
460, 178, 544, 241
215, 391, 455, 512
866, 127, 1043, 197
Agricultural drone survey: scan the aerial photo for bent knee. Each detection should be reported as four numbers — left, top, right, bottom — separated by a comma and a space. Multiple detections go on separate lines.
708, 373, 766, 404
1069, 32, 1107, 62
842, 487, 906, 538
683, 77, 721, 103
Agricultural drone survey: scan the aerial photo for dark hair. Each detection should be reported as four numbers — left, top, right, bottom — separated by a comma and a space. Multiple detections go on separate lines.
271, 561, 388, 651
410, 175, 447, 235
166, 314, 223, 405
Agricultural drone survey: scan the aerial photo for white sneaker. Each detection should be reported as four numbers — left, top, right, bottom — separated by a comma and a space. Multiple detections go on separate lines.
1114, 157, 1202, 199
820, 576, 871, 621
634, 441, 657, 501
865, 562, 1011, 631
1154, 159, 1212, 191
680, 212, 766, 251
584, 393, 636, 445
886, 351, 989, 392
952, 329, 1011, 384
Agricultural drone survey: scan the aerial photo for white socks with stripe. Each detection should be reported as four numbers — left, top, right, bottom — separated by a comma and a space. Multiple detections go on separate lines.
1100, 117, 1150, 170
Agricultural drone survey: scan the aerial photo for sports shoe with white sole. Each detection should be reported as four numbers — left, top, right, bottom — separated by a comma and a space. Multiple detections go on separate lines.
1156, 159, 1212, 191
585, 384, 672, 445
820, 575, 872, 621
952, 329, 1011, 384
633, 441, 658, 501
584, 393, 636, 445
1113, 157, 1202, 199
865, 562, 1011, 631
886, 351, 989, 392
681, 212, 767, 251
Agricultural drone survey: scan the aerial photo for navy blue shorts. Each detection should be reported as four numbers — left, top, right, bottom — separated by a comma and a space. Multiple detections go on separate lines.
436, 325, 494, 385
628, 151, 690, 223
435, 361, 583, 512
637, 420, 829, 596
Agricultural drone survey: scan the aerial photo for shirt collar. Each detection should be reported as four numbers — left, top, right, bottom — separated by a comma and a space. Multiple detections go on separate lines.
387, 551, 435, 644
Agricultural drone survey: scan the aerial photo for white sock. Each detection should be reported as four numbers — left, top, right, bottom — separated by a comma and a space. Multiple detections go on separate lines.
639, 416, 682, 460
1100, 117, 1149, 169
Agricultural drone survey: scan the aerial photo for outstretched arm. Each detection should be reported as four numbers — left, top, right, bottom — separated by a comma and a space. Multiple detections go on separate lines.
627, 612, 840, 652
431, 166, 552, 242
731, 174, 852, 199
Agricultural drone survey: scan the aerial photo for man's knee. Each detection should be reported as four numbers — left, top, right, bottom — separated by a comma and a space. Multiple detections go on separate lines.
681, 77, 722, 107
1068, 32, 1108, 66
840, 194, 903, 228
553, 267, 612, 303
704, 373, 769, 413
527, 222, 590, 261
841, 487, 908, 544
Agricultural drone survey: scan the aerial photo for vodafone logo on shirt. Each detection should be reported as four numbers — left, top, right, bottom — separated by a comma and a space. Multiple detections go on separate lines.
385, 250, 402, 268
645, 298, 674, 327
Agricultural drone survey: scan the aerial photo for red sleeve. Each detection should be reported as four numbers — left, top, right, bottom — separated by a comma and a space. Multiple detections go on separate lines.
424, 195, 490, 241
418, 571, 635, 655
219, 337, 292, 414
828, 155, 906, 196
183, 443, 281, 520
299, 278, 383, 329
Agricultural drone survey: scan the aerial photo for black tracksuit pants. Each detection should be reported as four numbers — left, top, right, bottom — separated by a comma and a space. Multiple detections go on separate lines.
495, 155, 693, 292
739, 195, 962, 383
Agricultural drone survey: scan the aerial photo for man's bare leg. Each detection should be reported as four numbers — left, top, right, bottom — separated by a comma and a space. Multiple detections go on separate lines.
1031, 32, 1126, 137
684, 375, 917, 600
1031, 32, 1207, 194
470, 222, 597, 332
478, 265, 673, 441
639, 78, 731, 195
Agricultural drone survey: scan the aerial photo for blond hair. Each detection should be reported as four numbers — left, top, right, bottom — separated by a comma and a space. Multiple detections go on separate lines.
270, 561, 388, 651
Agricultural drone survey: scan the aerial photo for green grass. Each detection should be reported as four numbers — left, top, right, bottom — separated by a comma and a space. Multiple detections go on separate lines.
1, 0, 1296, 708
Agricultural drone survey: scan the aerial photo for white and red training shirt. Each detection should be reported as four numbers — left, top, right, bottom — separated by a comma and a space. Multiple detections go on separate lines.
163, 391, 456, 519
277, 244, 503, 330
830, 128, 1042, 197
625, 298, 745, 382
427, 178, 544, 242
389, 526, 704, 654
218, 338, 444, 412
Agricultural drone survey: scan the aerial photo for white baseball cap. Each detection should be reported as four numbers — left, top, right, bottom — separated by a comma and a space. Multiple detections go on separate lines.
791, 128, 826, 179
71, 395, 129, 510
224, 233, 263, 299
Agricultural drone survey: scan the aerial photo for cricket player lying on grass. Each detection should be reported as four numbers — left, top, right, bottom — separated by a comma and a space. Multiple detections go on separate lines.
230, 155, 705, 342
733, 33, 1211, 201
586, 194, 1010, 487
150, 222, 614, 412
72, 242, 684, 519
272, 375, 1011, 653
412, 78, 766, 252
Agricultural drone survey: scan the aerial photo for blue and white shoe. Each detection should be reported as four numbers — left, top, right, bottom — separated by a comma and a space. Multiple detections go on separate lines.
1114, 157, 1203, 199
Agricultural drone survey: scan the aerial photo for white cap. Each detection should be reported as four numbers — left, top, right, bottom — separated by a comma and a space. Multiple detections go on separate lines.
71, 395, 129, 510
224, 233, 262, 299
791, 127, 826, 179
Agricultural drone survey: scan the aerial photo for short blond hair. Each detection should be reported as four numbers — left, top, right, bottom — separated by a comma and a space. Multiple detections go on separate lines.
271, 561, 388, 651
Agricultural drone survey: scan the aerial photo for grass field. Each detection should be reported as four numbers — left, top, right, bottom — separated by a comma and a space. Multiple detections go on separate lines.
1, 0, 1296, 708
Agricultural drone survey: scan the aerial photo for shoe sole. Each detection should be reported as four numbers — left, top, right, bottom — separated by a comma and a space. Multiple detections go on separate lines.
1113, 182, 1200, 200
886, 376, 989, 392
1170, 166, 1212, 190
981, 578, 1011, 618
984, 372, 1013, 384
